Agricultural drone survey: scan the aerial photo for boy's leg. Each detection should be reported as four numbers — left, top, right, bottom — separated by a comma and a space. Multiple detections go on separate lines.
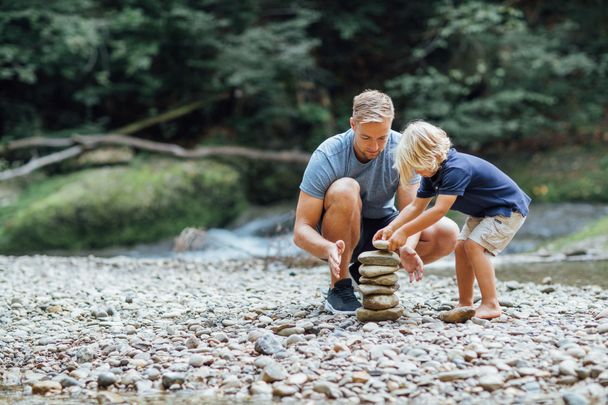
464, 213, 526, 319
453, 216, 480, 307
454, 240, 475, 307
463, 239, 501, 319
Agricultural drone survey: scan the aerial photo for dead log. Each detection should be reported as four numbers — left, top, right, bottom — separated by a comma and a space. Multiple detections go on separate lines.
0, 146, 84, 181
0, 134, 311, 181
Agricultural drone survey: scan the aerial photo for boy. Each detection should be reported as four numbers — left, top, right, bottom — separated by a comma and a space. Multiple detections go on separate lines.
375, 121, 531, 320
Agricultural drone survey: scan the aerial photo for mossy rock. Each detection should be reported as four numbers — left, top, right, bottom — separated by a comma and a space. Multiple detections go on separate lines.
0, 160, 246, 253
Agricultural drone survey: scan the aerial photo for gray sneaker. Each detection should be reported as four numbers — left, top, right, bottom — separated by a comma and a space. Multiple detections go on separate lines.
324, 279, 362, 315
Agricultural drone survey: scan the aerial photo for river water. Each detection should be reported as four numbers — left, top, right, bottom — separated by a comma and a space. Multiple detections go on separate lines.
58, 202, 608, 287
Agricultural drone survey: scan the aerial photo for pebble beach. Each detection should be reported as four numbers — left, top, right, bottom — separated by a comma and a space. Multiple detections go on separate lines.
1, 254, 607, 404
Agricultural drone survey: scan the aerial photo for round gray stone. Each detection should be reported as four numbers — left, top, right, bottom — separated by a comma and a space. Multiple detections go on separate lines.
97, 372, 118, 388
358, 283, 399, 295
360, 273, 398, 286
359, 264, 399, 277
356, 306, 404, 322
362, 294, 399, 310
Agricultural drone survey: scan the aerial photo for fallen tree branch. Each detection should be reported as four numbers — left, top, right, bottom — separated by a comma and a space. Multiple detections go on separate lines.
0, 146, 84, 181
6, 133, 312, 162
0, 134, 311, 181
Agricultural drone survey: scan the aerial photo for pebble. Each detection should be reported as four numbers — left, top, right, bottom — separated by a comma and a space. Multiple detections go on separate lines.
161, 372, 185, 389
250, 381, 272, 396
96, 372, 118, 388
261, 363, 286, 382
254, 334, 284, 355
0, 255, 605, 405
273, 384, 299, 397
32, 381, 62, 394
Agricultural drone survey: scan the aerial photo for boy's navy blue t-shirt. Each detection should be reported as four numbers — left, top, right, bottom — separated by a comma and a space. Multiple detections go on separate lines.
417, 148, 531, 217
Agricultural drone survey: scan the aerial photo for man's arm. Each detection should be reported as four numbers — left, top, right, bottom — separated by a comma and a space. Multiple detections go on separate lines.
293, 190, 343, 277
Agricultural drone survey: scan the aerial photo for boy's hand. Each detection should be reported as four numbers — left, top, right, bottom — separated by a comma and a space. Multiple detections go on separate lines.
326, 240, 345, 279
373, 226, 394, 242
387, 229, 408, 251
400, 246, 424, 283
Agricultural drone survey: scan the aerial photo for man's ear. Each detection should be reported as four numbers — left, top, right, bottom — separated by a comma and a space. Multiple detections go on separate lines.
350, 117, 356, 131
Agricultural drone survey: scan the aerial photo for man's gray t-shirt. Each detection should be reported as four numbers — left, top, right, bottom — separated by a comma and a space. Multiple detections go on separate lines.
300, 129, 420, 219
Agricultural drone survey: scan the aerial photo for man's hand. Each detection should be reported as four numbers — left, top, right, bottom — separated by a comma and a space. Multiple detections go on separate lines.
387, 228, 408, 251
327, 240, 345, 278
399, 245, 424, 283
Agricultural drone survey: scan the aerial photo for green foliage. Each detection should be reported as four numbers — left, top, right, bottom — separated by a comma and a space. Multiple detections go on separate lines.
488, 144, 608, 203
544, 215, 608, 252
0, 0, 328, 147
387, 1, 607, 147
0, 160, 246, 253
0, 0, 606, 160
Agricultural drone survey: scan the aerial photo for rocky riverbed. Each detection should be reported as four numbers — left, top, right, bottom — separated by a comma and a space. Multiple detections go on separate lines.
1, 255, 607, 404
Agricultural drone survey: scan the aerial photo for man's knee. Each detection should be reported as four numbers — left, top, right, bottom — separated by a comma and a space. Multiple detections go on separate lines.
324, 178, 362, 211
433, 217, 459, 256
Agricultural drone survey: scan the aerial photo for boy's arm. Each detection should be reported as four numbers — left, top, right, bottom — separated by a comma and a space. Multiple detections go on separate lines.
387, 194, 457, 251
378, 196, 432, 240
395, 183, 422, 249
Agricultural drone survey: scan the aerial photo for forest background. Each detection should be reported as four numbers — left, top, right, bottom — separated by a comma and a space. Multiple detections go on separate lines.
0, 0, 607, 253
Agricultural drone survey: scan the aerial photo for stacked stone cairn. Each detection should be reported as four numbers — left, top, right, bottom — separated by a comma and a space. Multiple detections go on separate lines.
355, 240, 405, 322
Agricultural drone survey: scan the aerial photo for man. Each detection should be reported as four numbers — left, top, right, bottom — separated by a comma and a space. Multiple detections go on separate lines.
293, 89, 459, 314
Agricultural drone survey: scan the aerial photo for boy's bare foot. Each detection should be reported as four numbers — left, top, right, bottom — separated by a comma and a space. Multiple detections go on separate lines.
439, 306, 475, 323
475, 303, 502, 319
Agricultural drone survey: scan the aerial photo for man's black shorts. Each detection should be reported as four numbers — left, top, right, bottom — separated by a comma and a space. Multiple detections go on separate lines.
349, 211, 400, 274
317, 210, 399, 281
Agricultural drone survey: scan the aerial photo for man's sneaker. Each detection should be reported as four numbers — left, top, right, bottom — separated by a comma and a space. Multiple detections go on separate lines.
325, 279, 362, 315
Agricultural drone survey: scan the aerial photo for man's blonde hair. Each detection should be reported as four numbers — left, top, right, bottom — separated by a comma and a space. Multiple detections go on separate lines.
352, 90, 394, 124
396, 120, 452, 186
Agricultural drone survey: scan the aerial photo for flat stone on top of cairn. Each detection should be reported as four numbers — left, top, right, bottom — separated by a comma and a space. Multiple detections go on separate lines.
372, 239, 389, 250
356, 244, 402, 323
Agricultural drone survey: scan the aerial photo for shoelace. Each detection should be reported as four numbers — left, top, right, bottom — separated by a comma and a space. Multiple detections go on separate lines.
334, 285, 359, 305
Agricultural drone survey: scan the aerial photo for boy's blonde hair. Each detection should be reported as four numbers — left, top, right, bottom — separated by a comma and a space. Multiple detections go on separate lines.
352, 90, 394, 124
396, 120, 452, 186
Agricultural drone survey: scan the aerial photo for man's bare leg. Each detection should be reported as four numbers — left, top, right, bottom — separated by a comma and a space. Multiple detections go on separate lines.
463, 239, 502, 319
416, 217, 459, 263
321, 178, 362, 287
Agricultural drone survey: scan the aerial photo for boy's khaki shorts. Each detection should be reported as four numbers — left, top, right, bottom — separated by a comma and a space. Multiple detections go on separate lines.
458, 212, 526, 256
